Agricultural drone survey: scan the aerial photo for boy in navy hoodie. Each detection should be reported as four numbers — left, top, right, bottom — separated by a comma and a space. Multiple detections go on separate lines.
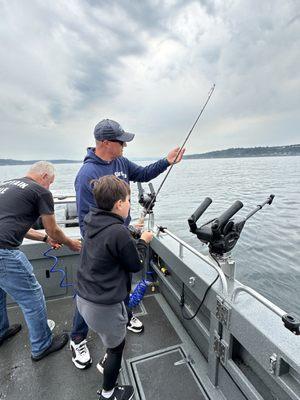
76, 175, 153, 400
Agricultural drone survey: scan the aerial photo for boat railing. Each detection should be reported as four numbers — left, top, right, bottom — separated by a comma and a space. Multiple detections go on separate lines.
156, 226, 228, 296
53, 195, 76, 204
155, 226, 300, 335
232, 286, 299, 336
53, 195, 78, 227
231, 284, 285, 318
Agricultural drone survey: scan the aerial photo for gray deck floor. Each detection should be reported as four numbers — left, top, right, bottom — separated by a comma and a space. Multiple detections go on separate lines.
1, 294, 209, 400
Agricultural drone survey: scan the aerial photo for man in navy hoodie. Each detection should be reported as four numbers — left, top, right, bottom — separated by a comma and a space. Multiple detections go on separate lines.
70, 118, 185, 369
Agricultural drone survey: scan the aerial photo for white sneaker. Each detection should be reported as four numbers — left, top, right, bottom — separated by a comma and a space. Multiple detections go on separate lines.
127, 316, 144, 333
70, 339, 92, 369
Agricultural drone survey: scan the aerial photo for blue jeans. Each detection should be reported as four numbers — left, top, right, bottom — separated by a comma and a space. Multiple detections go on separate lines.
0, 249, 52, 356
71, 294, 132, 341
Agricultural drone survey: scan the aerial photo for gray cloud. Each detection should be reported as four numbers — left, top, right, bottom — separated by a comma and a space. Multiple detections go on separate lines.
0, 0, 299, 160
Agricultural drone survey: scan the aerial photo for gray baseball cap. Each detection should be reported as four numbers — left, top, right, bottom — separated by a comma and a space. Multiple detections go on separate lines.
94, 119, 135, 142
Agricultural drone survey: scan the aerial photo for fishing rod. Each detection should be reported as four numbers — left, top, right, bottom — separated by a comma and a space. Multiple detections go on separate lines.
141, 83, 216, 219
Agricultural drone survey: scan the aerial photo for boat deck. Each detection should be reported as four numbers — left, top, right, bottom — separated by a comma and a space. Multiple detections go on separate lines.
1, 293, 215, 400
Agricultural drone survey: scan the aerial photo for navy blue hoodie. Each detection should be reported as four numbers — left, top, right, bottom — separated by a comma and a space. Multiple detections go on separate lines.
75, 208, 148, 305
75, 148, 169, 235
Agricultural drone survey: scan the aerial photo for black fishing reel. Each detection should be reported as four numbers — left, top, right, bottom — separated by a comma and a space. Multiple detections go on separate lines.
128, 224, 142, 240
137, 182, 156, 214
188, 195, 275, 256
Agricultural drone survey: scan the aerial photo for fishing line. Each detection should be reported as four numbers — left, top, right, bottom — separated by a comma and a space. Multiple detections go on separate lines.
143, 83, 216, 218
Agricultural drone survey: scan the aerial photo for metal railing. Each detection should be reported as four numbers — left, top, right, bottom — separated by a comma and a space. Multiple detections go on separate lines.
156, 227, 228, 296
231, 285, 285, 318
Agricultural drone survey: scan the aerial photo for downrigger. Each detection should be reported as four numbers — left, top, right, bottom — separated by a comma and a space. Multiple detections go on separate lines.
188, 194, 300, 335
188, 194, 275, 256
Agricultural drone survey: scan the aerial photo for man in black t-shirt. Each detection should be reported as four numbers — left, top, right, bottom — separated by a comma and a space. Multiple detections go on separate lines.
0, 161, 81, 361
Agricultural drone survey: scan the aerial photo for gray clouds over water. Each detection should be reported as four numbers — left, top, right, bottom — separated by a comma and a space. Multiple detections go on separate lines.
0, 0, 299, 159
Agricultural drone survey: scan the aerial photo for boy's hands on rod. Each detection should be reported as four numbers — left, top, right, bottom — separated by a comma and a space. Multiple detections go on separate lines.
141, 231, 153, 243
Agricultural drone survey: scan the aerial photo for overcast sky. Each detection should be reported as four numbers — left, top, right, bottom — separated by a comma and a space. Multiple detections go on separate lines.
0, 0, 299, 160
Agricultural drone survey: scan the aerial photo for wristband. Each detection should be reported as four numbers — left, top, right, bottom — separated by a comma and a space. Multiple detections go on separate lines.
42, 234, 48, 243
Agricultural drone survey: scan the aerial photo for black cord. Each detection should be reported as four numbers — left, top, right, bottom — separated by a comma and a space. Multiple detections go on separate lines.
180, 253, 220, 320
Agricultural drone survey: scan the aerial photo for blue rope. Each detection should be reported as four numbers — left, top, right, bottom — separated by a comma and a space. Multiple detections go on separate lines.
43, 247, 73, 289
128, 280, 149, 309
128, 272, 154, 309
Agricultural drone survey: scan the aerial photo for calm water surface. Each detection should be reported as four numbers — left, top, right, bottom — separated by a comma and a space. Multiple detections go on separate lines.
1, 156, 299, 315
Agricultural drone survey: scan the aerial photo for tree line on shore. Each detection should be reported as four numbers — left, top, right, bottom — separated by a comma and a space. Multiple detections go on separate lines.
184, 144, 300, 159
0, 144, 299, 165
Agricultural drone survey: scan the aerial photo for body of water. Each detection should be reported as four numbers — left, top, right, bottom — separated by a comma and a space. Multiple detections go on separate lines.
0, 156, 299, 315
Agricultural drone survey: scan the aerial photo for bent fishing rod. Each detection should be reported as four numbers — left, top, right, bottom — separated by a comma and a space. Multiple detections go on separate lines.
141, 83, 216, 218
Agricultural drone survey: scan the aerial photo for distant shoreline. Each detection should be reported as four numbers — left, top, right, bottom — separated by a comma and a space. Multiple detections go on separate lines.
0, 144, 299, 165
184, 144, 300, 160
184, 153, 300, 160
0, 159, 81, 166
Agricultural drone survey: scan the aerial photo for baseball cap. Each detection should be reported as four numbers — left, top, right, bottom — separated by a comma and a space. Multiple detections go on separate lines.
94, 119, 135, 142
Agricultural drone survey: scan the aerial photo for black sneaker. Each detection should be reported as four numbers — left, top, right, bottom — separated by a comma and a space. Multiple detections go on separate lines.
0, 324, 22, 346
31, 333, 68, 361
98, 385, 134, 400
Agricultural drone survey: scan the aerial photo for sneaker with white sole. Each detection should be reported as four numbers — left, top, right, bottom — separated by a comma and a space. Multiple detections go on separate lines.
70, 339, 92, 369
127, 316, 144, 333
98, 385, 134, 400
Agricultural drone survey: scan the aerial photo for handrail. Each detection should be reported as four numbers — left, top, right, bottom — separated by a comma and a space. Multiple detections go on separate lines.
53, 195, 76, 205
56, 219, 78, 225
156, 227, 228, 296
231, 285, 285, 318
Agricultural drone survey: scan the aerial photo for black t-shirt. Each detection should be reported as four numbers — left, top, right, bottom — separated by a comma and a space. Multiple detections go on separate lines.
0, 177, 54, 249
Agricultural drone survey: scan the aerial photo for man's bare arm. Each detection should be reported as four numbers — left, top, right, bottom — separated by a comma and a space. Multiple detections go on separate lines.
41, 214, 81, 252
25, 228, 48, 242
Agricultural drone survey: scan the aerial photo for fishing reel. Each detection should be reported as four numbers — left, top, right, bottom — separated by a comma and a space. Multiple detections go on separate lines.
137, 182, 156, 214
128, 182, 156, 240
188, 195, 275, 256
137, 182, 157, 230
127, 224, 141, 240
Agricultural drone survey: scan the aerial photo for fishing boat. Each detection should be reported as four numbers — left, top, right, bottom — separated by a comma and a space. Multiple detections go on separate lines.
1, 189, 300, 400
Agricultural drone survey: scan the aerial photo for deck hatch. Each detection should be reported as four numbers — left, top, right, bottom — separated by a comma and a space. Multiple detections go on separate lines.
129, 347, 209, 400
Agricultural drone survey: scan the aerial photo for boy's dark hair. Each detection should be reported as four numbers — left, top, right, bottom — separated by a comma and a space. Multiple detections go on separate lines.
91, 175, 130, 211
